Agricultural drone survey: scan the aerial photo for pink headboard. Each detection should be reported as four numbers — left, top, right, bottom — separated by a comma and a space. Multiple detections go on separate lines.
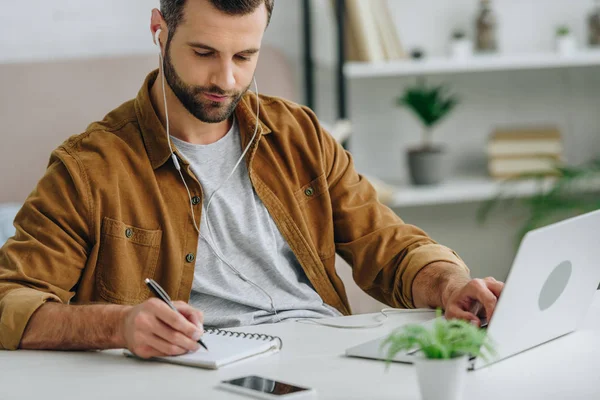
0, 47, 297, 203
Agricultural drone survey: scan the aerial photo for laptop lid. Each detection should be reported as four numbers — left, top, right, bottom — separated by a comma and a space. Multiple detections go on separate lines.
475, 209, 600, 369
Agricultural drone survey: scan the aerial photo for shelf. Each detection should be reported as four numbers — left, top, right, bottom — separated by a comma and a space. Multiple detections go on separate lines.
386, 176, 555, 208
344, 51, 600, 79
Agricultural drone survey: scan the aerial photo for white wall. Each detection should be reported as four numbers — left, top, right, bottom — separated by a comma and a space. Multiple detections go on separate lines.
0, 1, 304, 64
1, 0, 160, 63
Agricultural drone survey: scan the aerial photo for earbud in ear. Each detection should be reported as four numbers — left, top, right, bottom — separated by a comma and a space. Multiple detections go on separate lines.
154, 29, 162, 48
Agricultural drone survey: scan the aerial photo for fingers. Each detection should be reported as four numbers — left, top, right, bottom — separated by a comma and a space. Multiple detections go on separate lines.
127, 323, 186, 359
463, 278, 499, 321
445, 305, 480, 326
152, 317, 200, 352
148, 298, 201, 340
173, 301, 204, 329
484, 277, 504, 299
145, 333, 188, 357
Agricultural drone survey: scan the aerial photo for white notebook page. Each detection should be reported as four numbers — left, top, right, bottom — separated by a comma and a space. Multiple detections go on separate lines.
124, 330, 282, 369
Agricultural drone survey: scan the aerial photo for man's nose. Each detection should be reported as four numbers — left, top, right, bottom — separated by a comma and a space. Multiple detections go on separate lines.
209, 60, 236, 92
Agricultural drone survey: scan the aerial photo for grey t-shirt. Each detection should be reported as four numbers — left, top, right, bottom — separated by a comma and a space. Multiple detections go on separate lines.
171, 118, 341, 328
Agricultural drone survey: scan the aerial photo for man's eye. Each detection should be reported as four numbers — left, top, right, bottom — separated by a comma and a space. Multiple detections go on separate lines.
195, 52, 212, 57
236, 55, 251, 61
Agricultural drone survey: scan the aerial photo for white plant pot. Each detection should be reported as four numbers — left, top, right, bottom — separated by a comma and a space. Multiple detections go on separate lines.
556, 35, 577, 56
450, 39, 473, 59
414, 355, 469, 400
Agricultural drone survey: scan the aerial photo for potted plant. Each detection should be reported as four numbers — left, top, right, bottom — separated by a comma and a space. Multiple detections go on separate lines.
556, 25, 577, 55
381, 310, 495, 400
479, 158, 600, 245
398, 80, 460, 185
449, 29, 473, 59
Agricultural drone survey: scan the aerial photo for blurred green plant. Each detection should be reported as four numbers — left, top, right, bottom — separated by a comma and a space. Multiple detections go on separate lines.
397, 79, 459, 150
381, 309, 495, 366
452, 29, 467, 40
478, 158, 600, 244
556, 25, 571, 36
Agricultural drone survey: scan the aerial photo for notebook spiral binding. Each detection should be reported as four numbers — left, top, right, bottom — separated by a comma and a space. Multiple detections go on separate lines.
205, 328, 284, 349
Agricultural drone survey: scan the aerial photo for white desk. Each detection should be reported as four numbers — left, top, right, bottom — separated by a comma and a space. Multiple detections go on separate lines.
1, 292, 598, 400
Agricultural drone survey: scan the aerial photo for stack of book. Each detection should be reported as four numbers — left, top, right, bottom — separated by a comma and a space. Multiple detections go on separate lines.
487, 127, 564, 179
339, 0, 406, 62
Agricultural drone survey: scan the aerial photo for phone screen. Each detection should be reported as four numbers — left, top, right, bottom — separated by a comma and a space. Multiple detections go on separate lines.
222, 375, 310, 396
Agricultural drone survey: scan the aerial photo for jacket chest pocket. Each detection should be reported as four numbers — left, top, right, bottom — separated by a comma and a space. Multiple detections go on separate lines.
96, 217, 162, 304
294, 174, 335, 259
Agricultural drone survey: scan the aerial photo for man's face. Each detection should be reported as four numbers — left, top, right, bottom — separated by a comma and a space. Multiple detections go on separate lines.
162, 0, 267, 123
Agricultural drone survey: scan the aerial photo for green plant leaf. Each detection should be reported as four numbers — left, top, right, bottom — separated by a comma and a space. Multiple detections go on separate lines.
397, 81, 459, 129
477, 157, 600, 244
382, 309, 495, 365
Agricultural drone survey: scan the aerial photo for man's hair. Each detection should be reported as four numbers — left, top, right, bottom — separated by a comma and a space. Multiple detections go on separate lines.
160, 0, 274, 36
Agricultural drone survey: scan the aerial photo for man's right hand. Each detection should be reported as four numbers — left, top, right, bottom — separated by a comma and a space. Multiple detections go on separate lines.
121, 298, 204, 359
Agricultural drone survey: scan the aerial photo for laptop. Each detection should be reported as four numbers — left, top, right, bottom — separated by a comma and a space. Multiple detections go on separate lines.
346, 209, 600, 370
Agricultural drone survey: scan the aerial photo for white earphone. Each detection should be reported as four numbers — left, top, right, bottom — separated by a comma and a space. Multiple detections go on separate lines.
153, 28, 281, 322
154, 29, 162, 49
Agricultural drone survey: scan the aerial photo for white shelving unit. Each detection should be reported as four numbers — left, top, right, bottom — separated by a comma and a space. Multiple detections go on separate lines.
386, 175, 600, 208
386, 176, 553, 208
345, 51, 600, 79
346, 51, 600, 207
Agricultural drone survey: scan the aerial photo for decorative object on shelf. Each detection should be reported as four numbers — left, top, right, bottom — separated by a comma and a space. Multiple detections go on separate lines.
382, 309, 495, 400
343, 0, 384, 62
556, 25, 578, 56
340, 0, 405, 62
589, 0, 600, 47
478, 158, 600, 244
397, 79, 459, 185
449, 29, 473, 59
475, 0, 498, 53
487, 126, 564, 179
410, 48, 426, 60
372, 0, 406, 61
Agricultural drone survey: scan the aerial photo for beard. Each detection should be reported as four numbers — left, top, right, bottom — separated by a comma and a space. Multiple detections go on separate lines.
162, 45, 251, 124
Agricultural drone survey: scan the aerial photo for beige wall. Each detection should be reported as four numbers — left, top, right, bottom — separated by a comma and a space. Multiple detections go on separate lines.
0, 49, 297, 203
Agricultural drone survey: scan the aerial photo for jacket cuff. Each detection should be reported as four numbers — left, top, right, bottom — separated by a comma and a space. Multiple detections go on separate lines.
0, 288, 60, 350
395, 244, 470, 309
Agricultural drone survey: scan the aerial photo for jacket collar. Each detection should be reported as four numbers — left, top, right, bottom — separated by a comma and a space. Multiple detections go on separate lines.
134, 70, 272, 170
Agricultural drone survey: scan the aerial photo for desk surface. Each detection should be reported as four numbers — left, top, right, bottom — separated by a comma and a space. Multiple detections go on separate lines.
1, 292, 599, 400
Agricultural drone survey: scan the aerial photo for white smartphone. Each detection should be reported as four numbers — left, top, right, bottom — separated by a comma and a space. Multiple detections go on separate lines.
217, 375, 317, 399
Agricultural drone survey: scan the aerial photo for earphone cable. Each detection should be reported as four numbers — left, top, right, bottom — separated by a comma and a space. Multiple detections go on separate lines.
157, 42, 281, 322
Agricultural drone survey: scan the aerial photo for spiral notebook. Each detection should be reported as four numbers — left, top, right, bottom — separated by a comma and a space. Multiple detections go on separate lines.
124, 328, 283, 369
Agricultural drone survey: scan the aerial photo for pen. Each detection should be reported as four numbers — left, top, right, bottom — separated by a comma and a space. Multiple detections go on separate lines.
144, 278, 209, 351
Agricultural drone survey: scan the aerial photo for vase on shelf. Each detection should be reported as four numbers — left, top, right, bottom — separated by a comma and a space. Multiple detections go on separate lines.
589, 0, 600, 47
475, 0, 498, 53
449, 30, 473, 59
407, 143, 447, 186
555, 26, 577, 56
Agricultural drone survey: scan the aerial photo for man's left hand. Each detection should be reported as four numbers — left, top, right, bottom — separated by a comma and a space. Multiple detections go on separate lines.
443, 277, 504, 326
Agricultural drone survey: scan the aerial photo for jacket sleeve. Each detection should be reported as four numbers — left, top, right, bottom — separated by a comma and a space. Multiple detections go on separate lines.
0, 147, 91, 350
316, 120, 469, 309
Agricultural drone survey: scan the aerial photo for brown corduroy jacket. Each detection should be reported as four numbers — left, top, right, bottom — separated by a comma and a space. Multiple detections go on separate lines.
0, 70, 468, 350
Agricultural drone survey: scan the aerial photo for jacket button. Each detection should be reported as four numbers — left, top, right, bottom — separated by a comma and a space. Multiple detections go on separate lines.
125, 228, 133, 238
186, 253, 196, 263
304, 187, 315, 197
192, 196, 201, 205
